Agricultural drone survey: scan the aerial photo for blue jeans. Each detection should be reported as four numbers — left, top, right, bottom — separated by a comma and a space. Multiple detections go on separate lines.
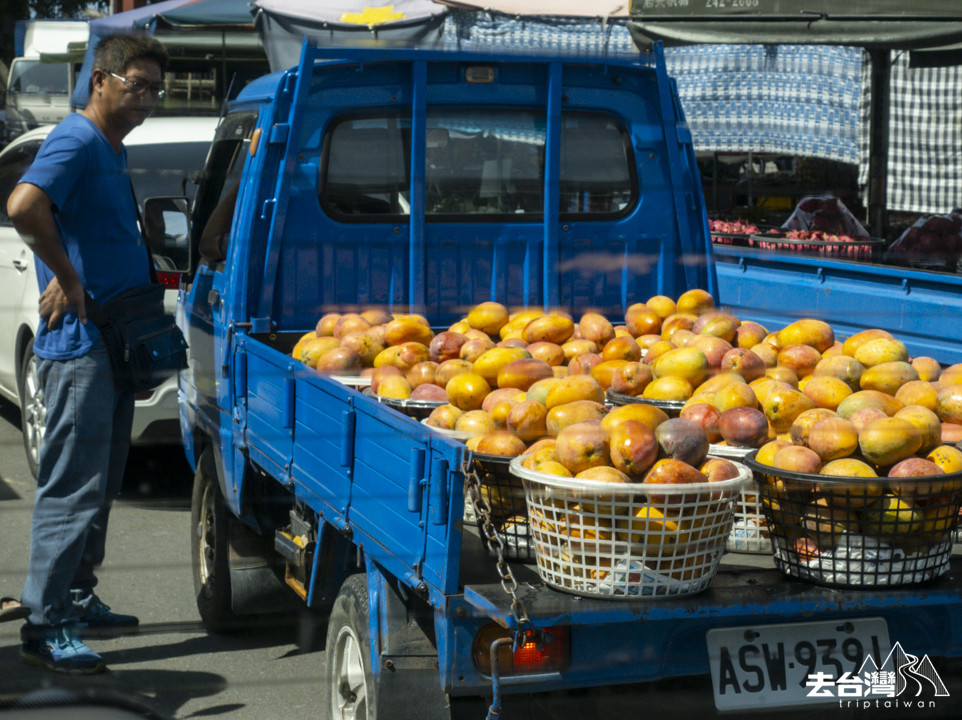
21, 337, 135, 627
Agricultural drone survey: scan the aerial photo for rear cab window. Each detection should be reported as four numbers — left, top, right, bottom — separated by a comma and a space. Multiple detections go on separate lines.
319, 111, 636, 222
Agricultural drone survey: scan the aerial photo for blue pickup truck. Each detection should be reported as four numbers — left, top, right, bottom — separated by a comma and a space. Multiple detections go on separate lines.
163, 42, 962, 719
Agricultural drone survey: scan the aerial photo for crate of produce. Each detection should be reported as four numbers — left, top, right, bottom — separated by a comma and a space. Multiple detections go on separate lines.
710, 444, 771, 554
743, 452, 962, 588
465, 454, 536, 562
748, 231, 884, 260
509, 456, 751, 598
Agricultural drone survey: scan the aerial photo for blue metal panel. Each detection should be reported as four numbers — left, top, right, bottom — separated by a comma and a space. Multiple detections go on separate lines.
349, 399, 432, 577
715, 246, 962, 364
422, 437, 470, 596
245, 351, 294, 477
291, 378, 354, 517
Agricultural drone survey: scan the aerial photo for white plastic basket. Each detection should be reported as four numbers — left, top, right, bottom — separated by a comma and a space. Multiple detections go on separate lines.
710, 444, 771, 554
509, 456, 751, 599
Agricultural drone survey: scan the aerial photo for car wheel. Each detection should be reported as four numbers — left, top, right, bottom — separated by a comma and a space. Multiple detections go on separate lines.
327, 574, 377, 720
191, 446, 239, 632
18, 339, 42, 479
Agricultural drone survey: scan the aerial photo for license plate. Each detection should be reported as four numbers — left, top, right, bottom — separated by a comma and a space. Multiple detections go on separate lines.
707, 618, 891, 711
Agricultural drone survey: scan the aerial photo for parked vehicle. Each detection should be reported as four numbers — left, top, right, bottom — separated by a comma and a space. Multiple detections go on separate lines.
170, 43, 962, 719
0, 115, 217, 476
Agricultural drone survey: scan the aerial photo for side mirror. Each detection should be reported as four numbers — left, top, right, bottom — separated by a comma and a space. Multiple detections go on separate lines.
143, 196, 191, 273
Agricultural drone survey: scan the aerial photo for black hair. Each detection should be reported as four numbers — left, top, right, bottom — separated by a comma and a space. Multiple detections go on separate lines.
90, 33, 169, 93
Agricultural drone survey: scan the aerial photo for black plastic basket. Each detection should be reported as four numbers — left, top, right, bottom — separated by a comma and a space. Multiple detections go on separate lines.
748, 233, 884, 260
471, 454, 536, 563
743, 451, 962, 588
605, 392, 684, 418
362, 387, 446, 420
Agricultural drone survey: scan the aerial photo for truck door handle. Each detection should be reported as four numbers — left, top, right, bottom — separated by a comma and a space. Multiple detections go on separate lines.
12, 259, 28, 271
208, 289, 220, 307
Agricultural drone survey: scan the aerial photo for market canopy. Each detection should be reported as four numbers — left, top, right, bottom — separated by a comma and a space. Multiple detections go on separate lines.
627, 1, 962, 51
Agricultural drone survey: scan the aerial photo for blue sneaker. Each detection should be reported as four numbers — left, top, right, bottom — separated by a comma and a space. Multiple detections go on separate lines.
77, 596, 139, 632
20, 625, 106, 675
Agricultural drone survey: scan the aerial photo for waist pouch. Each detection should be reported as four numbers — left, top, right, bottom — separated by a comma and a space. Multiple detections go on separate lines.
85, 284, 188, 393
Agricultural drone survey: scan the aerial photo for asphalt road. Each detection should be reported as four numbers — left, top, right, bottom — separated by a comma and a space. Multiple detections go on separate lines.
0, 397, 330, 720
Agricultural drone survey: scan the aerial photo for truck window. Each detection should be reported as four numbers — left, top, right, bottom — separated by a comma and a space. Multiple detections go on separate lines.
0, 140, 43, 224
190, 110, 258, 265
8, 59, 69, 95
319, 111, 635, 222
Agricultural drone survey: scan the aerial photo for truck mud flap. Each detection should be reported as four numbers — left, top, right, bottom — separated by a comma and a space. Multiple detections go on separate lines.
228, 519, 301, 615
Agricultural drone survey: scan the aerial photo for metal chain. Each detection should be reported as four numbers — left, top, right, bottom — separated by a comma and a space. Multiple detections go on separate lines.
462, 459, 535, 646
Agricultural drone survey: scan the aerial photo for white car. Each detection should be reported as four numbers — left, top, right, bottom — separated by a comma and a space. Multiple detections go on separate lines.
0, 115, 218, 476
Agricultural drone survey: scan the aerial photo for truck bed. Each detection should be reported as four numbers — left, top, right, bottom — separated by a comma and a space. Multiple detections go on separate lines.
714, 245, 962, 363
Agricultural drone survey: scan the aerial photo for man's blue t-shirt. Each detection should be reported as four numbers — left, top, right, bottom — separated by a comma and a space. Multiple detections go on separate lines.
19, 113, 151, 360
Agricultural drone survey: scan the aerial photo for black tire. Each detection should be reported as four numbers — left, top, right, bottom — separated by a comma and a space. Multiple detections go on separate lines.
191, 446, 239, 632
18, 338, 42, 480
327, 574, 377, 720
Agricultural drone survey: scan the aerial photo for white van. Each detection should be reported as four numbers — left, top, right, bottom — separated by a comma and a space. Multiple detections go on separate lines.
0, 115, 218, 476
5, 57, 74, 141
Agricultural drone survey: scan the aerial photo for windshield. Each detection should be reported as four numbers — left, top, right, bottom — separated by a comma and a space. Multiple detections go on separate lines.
127, 142, 211, 205
320, 111, 636, 221
8, 59, 69, 95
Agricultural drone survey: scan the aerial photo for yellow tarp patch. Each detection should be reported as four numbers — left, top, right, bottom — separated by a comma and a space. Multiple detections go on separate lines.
341, 6, 406, 27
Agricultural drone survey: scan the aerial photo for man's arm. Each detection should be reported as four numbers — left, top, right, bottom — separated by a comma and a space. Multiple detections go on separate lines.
7, 182, 86, 328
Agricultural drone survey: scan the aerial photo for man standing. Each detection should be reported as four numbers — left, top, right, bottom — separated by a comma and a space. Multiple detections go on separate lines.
7, 33, 169, 675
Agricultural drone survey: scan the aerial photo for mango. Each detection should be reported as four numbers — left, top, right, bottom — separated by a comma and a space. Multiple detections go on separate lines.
894, 405, 943, 455
590, 359, 630, 391
697, 314, 740, 344
836, 390, 904, 419
545, 375, 605, 409
601, 336, 643, 363
854, 337, 909, 368
642, 376, 693, 401
761, 384, 815, 433
842, 328, 894, 358
383, 318, 433, 347
749, 342, 778, 368
859, 361, 918, 395
340, 330, 384, 366
755, 439, 792, 466
506, 400, 549, 443
315, 313, 341, 337
523, 314, 574, 345
777, 318, 835, 353
601, 403, 670, 435
766, 366, 799, 387
807, 417, 859, 462
939, 363, 962, 388
895, 380, 939, 411
315, 347, 363, 374
615, 505, 681, 549
720, 348, 766, 382
645, 295, 677, 320
546, 400, 607, 436
800, 373, 853, 410
609, 362, 654, 397
928, 445, 962, 474
526, 377, 564, 405
467, 301, 509, 336
561, 339, 599, 362
717, 406, 769, 448
406, 361, 438, 388
777, 344, 822, 379
789, 408, 837, 446
292, 330, 320, 361
459, 336, 496, 363
455, 410, 494, 437
477, 431, 527, 458
377, 374, 413, 399
526, 341, 565, 367
713, 382, 758, 412
481, 387, 527, 414
803, 497, 859, 537
651, 346, 710, 387
911, 356, 942, 383
735, 321, 769, 349
675, 288, 715, 316
660, 314, 696, 341
435, 359, 473, 387
773, 445, 822, 474
500, 309, 544, 340
847, 406, 888, 433
425, 403, 463, 430
858, 417, 922, 467
860, 494, 924, 536
935, 384, 962, 424
300, 336, 342, 368
333, 313, 372, 339
568, 352, 602, 377
472, 347, 532, 387
445, 372, 491, 411
578, 313, 616, 348
556, 420, 611, 475
625, 306, 662, 337
497, 357, 554, 391
609, 419, 659, 476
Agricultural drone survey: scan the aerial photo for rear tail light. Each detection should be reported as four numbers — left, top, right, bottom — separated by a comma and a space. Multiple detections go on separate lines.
155, 272, 181, 290
472, 624, 567, 676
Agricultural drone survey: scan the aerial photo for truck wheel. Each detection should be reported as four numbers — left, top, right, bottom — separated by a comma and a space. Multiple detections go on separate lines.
191, 447, 238, 631
18, 339, 42, 479
327, 574, 377, 720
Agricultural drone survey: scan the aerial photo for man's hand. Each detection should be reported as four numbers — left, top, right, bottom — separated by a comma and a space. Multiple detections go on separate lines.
39, 276, 87, 330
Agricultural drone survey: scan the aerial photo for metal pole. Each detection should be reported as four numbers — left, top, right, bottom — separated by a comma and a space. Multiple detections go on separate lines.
867, 49, 891, 239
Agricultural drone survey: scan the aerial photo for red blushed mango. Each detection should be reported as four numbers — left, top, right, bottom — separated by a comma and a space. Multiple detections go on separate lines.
720, 347, 766, 382
777, 344, 823, 379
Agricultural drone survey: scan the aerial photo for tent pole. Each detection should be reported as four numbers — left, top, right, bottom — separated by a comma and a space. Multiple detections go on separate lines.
867, 49, 890, 239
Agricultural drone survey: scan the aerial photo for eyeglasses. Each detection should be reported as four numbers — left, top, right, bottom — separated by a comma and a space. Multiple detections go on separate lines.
106, 71, 165, 99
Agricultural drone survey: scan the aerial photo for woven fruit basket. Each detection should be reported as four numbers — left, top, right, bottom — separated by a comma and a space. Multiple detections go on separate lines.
743, 452, 962, 588
710, 444, 770, 554
509, 456, 751, 598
